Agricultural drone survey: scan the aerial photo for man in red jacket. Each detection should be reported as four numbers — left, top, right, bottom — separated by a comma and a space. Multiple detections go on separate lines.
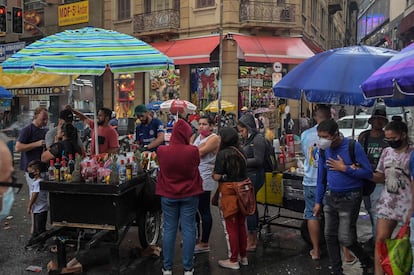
156, 119, 203, 275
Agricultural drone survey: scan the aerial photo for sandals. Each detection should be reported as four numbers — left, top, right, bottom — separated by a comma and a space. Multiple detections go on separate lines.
309, 249, 321, 260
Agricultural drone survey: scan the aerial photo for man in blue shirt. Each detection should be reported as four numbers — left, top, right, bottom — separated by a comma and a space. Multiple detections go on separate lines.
313, 119, 373, 275
134, 104, 165, 151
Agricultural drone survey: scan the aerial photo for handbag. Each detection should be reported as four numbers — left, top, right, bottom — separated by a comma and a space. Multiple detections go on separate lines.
233, 178, 256, 216
378, 222, 413, 275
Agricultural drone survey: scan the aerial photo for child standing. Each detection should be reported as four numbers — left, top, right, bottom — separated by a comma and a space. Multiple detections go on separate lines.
26, 160, 48, 248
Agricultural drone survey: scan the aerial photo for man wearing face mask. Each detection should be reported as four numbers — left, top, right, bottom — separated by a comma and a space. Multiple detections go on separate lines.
67, 106, 119, 155
313, 119, 374, 275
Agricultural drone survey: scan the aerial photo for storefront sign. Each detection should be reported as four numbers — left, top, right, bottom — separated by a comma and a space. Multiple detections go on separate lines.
11, 87, 66, 96
0, 42, 25, 62
58, 0, 89, 27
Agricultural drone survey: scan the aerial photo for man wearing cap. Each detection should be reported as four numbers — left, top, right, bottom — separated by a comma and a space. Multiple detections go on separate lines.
358, 106, 389, 250
45, 109, 85, 154
134, 104, 165, 152
240, 106, 248, 117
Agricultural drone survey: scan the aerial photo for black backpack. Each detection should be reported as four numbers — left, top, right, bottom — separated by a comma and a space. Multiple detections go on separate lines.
320, 139, 375, 196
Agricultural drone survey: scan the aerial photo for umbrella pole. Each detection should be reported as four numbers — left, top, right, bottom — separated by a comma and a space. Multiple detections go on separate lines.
352, 106, 356, 140
68, 75, 73, 105
93, 77, 99, 155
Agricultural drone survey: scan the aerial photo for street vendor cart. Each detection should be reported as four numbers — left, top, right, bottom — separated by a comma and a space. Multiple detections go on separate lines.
40, 171, 162, 275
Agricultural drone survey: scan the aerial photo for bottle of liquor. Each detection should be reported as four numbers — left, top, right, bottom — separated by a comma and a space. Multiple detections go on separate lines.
131, 156, 139, 177
60, 160, 68, 182
68, 154, 75, 174
126, 158, 132, 181
84, 161, 94, 183
54, 158, 62, 182
97, 162, 106, 183
48, 159, 55, 181
118, 159, 126, 184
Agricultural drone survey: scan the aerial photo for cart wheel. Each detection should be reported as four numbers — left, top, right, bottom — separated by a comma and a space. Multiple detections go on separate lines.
300, 219, 325, 246
138, 210, 162, 249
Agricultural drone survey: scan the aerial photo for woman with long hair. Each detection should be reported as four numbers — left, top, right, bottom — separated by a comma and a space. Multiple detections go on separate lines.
373, 117, 414, 275
213, 127, 248, 270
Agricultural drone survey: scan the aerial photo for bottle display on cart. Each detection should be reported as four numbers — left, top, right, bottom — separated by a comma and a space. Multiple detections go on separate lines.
126, 158, 132, 181
279, 149, 286, 165
131, 156, 139, 177
54, 158, 62, 182
118, 159, 127, 184
84, 161, 94, 183
68, 154, 75, 174
60, 160, 68, 182
48, 160, 55, 181
97, 162, 106, 183
286, 134, 295, 158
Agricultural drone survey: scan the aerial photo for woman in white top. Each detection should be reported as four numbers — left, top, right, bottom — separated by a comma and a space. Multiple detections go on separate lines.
192, 116, 220, 253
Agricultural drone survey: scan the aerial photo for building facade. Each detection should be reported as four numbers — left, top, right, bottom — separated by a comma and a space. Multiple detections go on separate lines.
1, 0, 356, 125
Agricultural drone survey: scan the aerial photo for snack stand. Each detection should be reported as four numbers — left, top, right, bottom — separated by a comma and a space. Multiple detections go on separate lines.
41, 170, 161, 275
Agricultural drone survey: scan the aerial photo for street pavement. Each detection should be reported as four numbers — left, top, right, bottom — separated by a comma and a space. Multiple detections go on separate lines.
0, 170, 372, 275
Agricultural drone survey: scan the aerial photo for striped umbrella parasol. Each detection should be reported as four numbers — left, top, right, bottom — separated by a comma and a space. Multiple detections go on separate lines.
204, 100, 236, 112
2, 27, 174, 75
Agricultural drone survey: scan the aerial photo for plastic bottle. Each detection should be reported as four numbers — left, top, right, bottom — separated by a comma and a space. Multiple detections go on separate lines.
60, 160, 68, 182
118, 159, 126, 184
279, 149, 286, 166
48, 160, 55, 181
97, 162, 106, 183
54, 158, 61, 182
84, 161, 94, 183
131, 156, 138, 177
68, 154, 75, 174
126, 158, 132, 181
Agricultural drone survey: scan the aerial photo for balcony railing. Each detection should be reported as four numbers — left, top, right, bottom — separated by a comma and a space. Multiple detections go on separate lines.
240, 1, 296, 23
134, 9, 180, 33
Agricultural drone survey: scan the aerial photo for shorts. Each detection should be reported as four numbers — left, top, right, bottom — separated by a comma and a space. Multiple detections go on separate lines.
304, 185, 319, 220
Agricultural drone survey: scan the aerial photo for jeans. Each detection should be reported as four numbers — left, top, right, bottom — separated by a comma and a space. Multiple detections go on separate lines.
247, 169, 265, 232
33, 211, 48, 239
196, 191, 212, 243
363, 184, 384, 239
324, 190, 371, 274
410, 217, 414, 275
161, 196, 199, 271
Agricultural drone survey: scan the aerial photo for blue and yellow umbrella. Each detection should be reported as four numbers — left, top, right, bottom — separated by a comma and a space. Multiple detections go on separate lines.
2, 27, 174, 75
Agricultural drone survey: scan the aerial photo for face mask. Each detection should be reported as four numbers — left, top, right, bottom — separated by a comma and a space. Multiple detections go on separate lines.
318, 138, 332, 150
28, 172, 36, 179
199, 129, 210, 137
387, 139, 403, 149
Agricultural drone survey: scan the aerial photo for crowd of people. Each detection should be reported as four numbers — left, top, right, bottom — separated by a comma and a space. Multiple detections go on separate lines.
3, 101, 414, 275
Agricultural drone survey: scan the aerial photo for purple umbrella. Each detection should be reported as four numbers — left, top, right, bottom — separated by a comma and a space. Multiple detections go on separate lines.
362, 42, 414, 106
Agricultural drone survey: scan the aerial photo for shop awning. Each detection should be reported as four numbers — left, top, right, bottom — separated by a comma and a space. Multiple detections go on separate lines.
232, 34, 314, 64
151, 35, 220, 65
0, 67, 74, 89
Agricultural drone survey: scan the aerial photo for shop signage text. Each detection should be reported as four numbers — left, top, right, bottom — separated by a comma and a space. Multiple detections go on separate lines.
0, 42, 25, 62
58, 0, 89, 27
11, 87, 65, 96
238, 78, 272, 88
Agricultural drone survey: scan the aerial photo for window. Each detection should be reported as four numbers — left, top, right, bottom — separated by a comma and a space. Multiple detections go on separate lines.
311, 0, 317, 24
118, 0, 130, 20
320, 8, 325, 32
196, 0, 215, 9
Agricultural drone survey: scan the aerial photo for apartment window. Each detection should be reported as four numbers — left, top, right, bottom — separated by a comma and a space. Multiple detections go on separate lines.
320, 8, 325, 33
196, 0, 215, 9
118, 0, 131, 20
302, 0, 306, 13
311, 0, 317, 24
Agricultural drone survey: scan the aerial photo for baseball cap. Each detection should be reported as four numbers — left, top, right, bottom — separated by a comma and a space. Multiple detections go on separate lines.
241, 106, 248, 111
134, 104, 148, 116
368, 106, 388, 124
59, 109, 74, 123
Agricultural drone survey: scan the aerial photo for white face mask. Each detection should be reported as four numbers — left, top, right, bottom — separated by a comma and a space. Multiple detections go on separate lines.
318, 138, 332, 150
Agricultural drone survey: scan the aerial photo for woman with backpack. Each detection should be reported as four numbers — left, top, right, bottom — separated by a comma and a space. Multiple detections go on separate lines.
237, 113, 265, 251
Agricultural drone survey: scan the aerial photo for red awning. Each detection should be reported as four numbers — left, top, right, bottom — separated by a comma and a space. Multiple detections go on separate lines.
151, 35, 220, 65
400, 10, 414, 34
232, 34, 314, 64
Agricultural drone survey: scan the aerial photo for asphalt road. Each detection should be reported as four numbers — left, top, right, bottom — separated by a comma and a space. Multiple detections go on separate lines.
0, 170, 372, 275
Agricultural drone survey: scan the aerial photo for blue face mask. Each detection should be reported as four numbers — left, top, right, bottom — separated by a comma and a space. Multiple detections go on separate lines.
0, 188, 14, 222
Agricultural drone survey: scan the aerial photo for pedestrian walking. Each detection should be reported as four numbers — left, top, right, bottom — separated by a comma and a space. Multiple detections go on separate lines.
237, 113, 265, 251
373, 117, 414, 275
213, 127, 248, 269
314, 119, 374, 275
15, 107, 48, 233
156, 119, 203, 275
192, 116, 220, 253
0, 132, 17, 222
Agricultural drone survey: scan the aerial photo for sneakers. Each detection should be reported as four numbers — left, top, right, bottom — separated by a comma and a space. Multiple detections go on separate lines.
218, 259, 240, 270
309, 249, 321, 260
162, 269, 172, 275
239, 257, 248, 266
194, 244, 210, 254
184, 269, 194, 275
